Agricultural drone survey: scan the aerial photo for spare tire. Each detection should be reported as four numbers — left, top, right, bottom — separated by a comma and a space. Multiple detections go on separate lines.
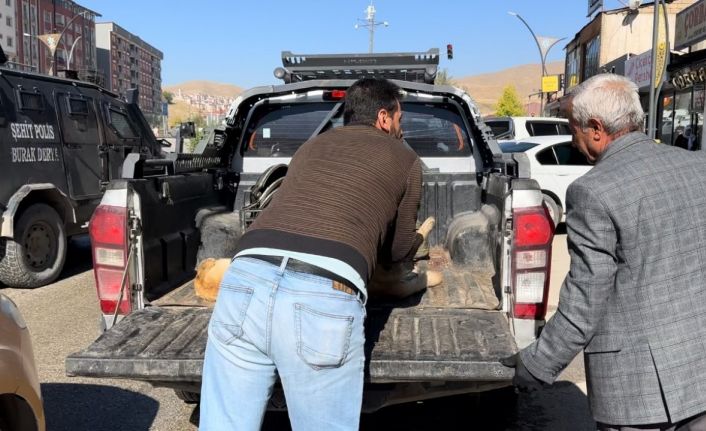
0, 204, 67, 288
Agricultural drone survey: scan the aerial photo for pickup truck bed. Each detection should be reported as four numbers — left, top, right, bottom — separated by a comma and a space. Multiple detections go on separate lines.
66, 249, 516, 384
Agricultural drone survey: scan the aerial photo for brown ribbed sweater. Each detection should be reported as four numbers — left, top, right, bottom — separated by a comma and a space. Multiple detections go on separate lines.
235, 125, 422, 282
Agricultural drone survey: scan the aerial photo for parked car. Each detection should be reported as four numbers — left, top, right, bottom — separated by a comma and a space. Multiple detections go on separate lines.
0, 293, 44, 431
500, 135, 592, 226
484, 116, 570, 143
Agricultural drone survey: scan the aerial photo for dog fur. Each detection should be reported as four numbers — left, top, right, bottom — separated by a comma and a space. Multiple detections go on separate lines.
194, 258, 231, 302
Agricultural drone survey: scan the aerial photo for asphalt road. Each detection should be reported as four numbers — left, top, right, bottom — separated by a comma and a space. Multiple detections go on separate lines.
1, 232, 595, 430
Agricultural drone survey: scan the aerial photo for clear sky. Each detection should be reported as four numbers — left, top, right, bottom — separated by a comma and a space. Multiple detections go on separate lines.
78, 0, 631, 88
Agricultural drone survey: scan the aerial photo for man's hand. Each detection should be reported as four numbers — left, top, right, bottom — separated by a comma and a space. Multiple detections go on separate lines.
500, 353, 548, 393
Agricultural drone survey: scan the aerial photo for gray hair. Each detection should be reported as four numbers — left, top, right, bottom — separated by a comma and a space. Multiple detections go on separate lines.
569, 73, 645, 135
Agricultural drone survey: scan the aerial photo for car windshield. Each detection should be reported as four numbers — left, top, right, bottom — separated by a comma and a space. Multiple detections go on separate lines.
500, 142, 539, 153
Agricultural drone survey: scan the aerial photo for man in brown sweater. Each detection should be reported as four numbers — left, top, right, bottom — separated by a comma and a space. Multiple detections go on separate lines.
200, 78, 422, 431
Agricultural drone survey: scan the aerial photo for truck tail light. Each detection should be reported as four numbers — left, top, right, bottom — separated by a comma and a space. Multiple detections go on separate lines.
90, 205, 131, 316
512, 206, 553, 320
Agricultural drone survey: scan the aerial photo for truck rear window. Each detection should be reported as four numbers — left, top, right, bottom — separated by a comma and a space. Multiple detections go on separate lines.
243, 101, 473, 158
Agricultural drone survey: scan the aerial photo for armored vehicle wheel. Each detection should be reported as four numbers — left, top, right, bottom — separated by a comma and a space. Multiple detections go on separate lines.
0, 204, 67, 288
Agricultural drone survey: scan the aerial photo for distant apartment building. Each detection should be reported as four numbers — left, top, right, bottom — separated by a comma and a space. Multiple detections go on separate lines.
96, 22, 163, 124
0, 0, 18, 66
15, 0, 99, 75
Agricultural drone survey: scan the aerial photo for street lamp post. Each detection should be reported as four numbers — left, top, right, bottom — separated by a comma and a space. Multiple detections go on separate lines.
51, 10, 88, 76
67, 35, 82, 70
508, 11, 565, 116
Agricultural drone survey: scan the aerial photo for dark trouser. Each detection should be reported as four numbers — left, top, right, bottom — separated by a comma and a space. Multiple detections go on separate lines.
599, 411, 706, 431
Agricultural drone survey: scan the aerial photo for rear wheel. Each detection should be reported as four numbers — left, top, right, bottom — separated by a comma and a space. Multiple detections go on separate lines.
174, 390, 200, 404
0, 204, 67, 288
542, 194, 563, 228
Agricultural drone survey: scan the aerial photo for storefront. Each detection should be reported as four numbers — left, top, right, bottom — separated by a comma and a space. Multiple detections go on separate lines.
660, 49, 706, 151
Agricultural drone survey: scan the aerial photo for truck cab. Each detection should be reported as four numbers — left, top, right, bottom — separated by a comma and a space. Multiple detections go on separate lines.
66, 49, 554, 411
0, 68, 162, 288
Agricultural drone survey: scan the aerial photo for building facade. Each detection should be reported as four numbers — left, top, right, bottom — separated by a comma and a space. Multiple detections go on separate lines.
0, 0, 18, 67
564, 1, 696, 93
96, 22, 163, 125
14, 0, 98, 76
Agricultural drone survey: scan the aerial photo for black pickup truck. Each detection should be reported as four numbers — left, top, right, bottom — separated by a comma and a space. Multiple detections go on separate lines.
66, 50, 555, 411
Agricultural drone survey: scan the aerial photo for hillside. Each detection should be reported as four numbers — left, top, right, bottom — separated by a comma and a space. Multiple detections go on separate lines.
161, 62, 564, 124
163, 80, 243, 127
453, 61, 565, 115
163, 80, 243, 98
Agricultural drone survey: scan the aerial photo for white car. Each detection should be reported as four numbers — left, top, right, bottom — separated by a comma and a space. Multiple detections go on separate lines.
485, 116, 571, 143
500, 135, 592, 226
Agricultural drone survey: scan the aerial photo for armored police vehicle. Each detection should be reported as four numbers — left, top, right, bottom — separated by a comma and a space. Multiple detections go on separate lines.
0, 66, 163, 288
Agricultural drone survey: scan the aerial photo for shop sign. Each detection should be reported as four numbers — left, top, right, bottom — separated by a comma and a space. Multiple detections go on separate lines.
625, 50, 653, 88
588, 0, 603, 17
671, 66, 706, 90
675, 0, 706, 50
542, 75, 559, 93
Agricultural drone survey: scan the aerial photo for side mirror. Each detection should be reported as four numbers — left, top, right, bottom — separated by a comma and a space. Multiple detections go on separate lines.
180, 122, 196, 138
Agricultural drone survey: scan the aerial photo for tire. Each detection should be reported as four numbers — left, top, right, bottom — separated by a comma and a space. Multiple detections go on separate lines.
0, 203, 67, 288
174, 390, 200, 404
542, 194, 563, 228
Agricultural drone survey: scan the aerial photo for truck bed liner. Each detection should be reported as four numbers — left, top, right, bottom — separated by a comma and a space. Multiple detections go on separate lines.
66, 306, 515, 384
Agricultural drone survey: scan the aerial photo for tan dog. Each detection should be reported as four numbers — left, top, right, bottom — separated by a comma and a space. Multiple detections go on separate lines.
194, 258, 231, 302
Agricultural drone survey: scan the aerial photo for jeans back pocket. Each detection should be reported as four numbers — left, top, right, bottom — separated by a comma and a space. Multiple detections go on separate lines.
295, 303, 354, 369
209, 285, 255, 345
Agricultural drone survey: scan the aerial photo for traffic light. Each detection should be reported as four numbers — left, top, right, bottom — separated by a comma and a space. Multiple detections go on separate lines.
447, 44, 453, 60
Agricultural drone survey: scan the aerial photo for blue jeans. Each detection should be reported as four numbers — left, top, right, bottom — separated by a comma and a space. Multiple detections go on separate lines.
200, 257, 366, 431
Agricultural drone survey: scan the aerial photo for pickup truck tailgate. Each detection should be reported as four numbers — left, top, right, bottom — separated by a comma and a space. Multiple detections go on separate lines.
66, 306, 516, 383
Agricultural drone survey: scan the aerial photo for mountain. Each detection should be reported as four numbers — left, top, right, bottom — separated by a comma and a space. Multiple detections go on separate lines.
453, 61, 565, 115
161, 62, 564, 123
163, 80, 243, 98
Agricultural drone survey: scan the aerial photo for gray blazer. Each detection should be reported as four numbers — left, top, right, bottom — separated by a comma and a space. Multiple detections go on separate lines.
521, 132, 706, 425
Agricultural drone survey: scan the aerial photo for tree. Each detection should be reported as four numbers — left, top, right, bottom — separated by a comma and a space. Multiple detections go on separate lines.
162, 91, 174, 104
435, 68, 453, 85
494, 85, 526, 117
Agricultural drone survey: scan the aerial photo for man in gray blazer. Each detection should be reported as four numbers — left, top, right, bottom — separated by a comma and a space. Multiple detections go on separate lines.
502, 73, 706, 429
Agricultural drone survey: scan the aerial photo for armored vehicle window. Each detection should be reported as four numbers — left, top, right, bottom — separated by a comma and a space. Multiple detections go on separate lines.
243, 102, 336, 157
108, 108, 137, 139
400, 103, 472, 157
58, 94, 99, 144
17, 90, 44, 111
68, 98, 89, 116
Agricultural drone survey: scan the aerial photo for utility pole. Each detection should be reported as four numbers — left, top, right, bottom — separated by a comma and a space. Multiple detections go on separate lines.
647, 0, 669, 139
354, 1, 388, 53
